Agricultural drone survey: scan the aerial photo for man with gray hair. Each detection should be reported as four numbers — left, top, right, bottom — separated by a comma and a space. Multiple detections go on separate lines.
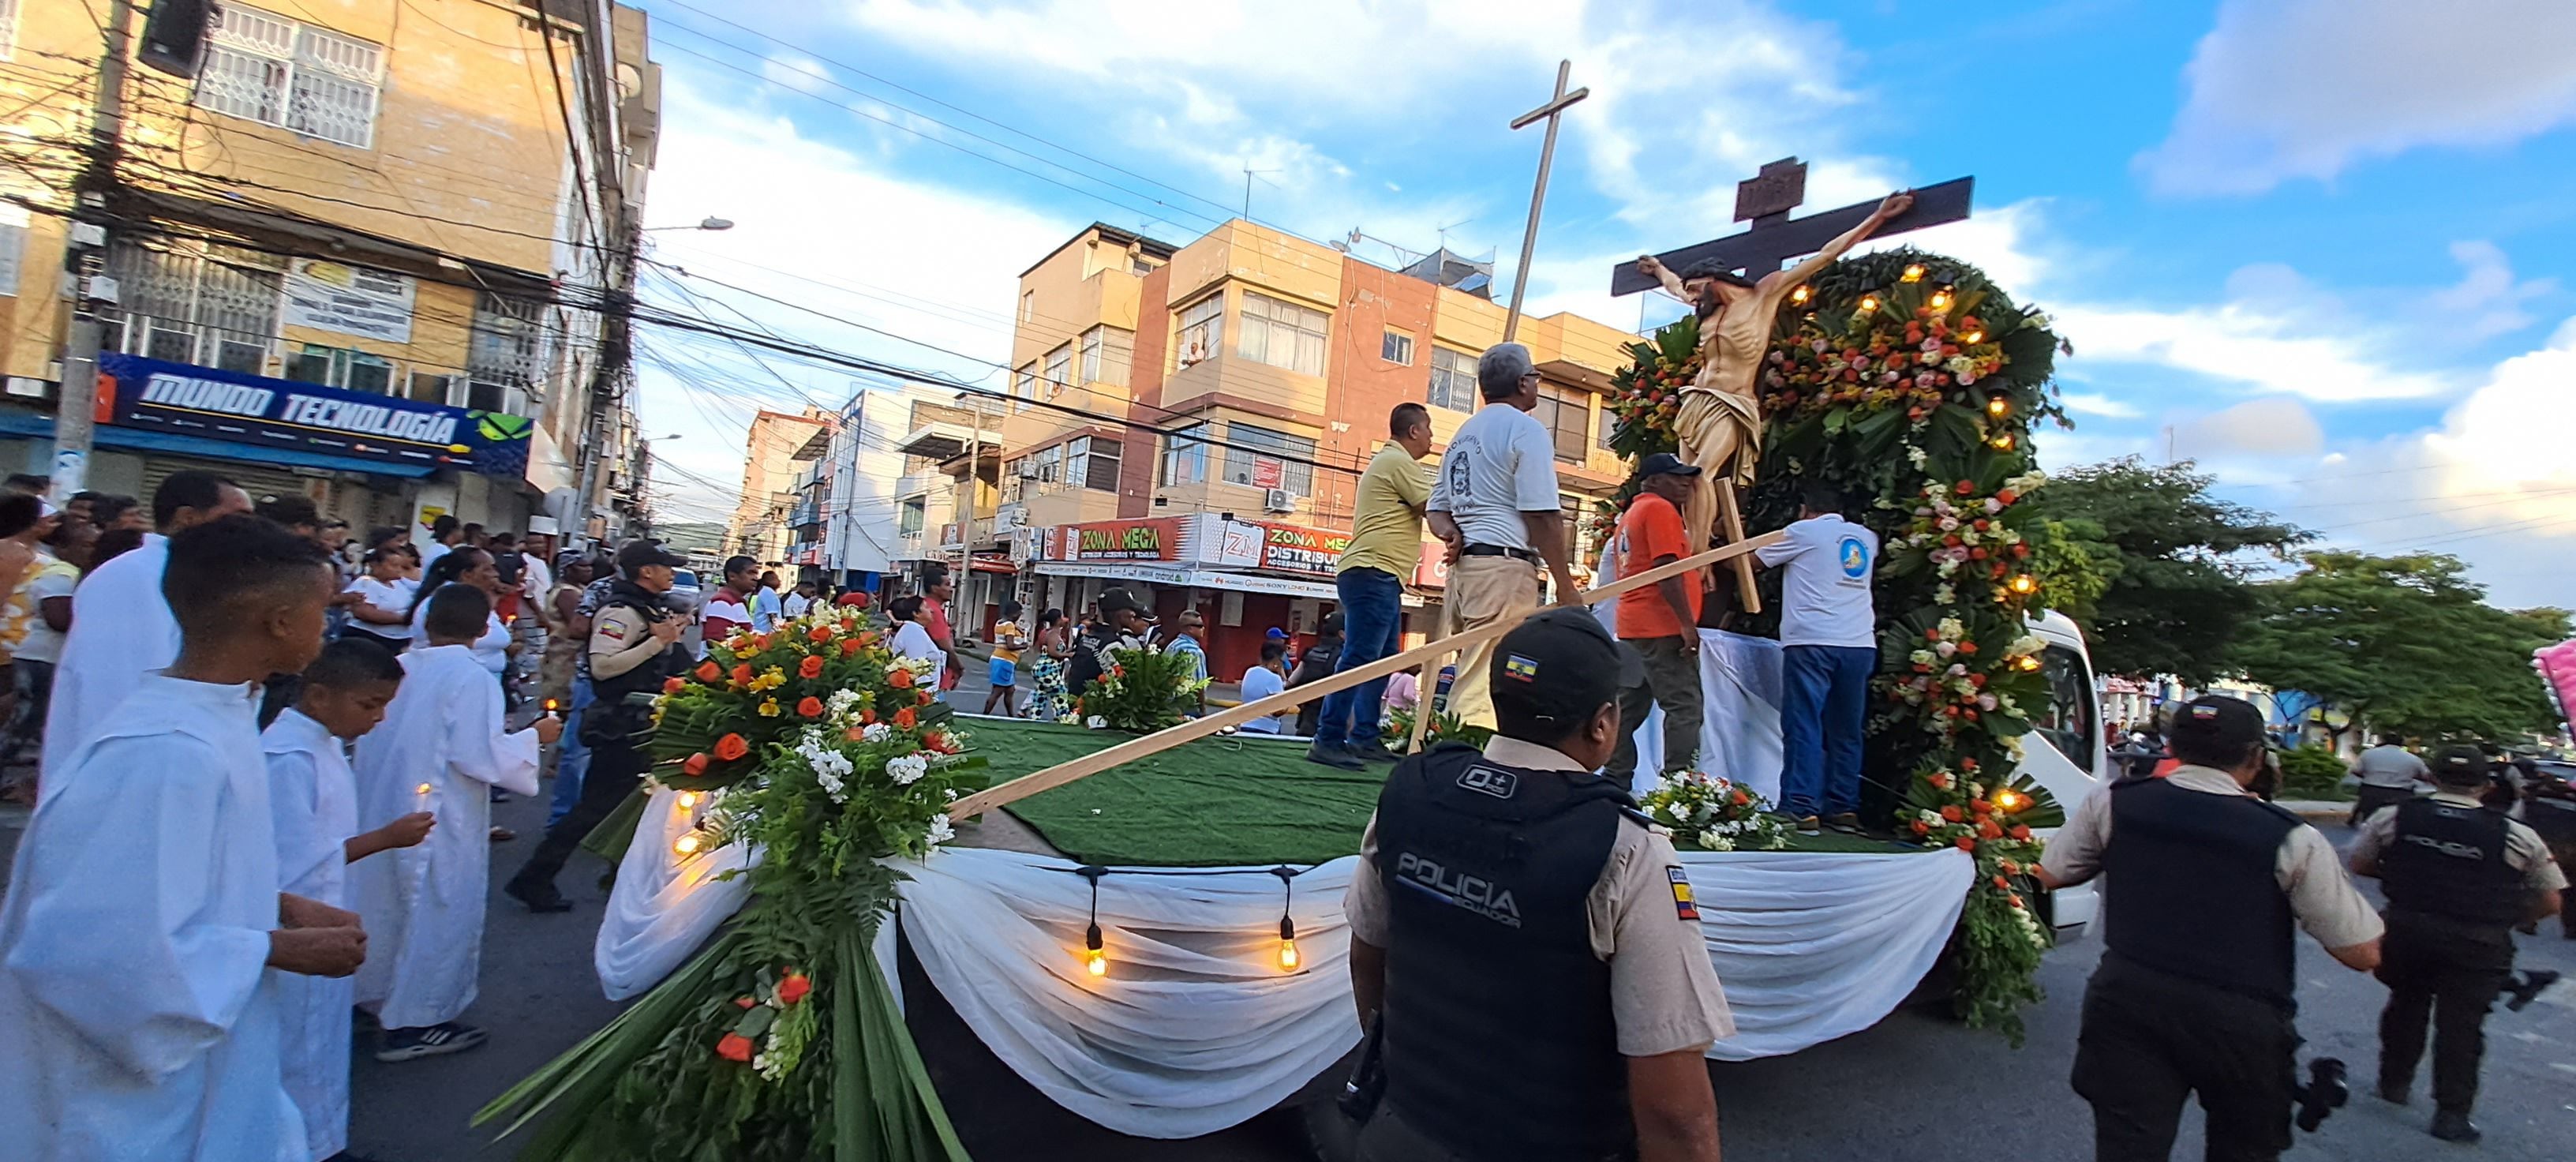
1425, 343, 1579, 731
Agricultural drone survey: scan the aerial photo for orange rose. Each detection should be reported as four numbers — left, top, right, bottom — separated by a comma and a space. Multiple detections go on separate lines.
1940, 804, 1964, 823
845, 726, 867, 742
1911, 819, 1931, 836
917, 688, 934, 705
714, 733, 750, 761
893, 707, 917, 729
683, 752, 710, 776
888, 668, 914, 690
697, 661, 722, 682
1978, 819, 2004, 839
799, 655, 826, 680
2010, 824, 2032, 841
859, 709, 877, 725
808, 624, 833, 643
731, 664, 754, 686
664, 677, 687, 694
777, 972, 811, 1005
797, 696, 826, 718
1992, 875, 2011, 891
715, 1033, 754, 1063
1955, 836, 1977, 852
841, 638, 863, 657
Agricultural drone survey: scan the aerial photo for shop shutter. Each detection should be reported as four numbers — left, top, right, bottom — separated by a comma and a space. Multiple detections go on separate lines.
137, 454, 312, 512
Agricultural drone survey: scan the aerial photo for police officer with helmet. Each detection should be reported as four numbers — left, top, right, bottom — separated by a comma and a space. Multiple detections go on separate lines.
1342, 607, 1732, 1162
2035, 695, 2384, 1161
2348, 744, 2567, 1144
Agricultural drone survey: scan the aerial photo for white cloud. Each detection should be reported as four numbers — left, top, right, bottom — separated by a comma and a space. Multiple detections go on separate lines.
2139, 0, 2576, 196
2059, 392, 2141, 419
2173, 396, 2326, 461
759, 53, 836, 97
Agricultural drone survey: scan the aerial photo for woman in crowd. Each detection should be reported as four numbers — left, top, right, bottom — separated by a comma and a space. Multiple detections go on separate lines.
1026, 607, 1072, 722
538, 557, 593, 709
344, 548, 419, 654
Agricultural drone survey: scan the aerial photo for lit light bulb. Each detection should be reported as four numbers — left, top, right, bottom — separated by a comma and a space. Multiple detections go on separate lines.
1961, 329, 1984, 344
1993, 789, 2027, 813
673, 831, 704, 857
1789, 284, 1811, 304
1986, 396, 2011, 418
676, 791, 700, 811
1929, 290, 1953, 312
2016, 654, 2042, 672
1858, 294, 1880, 313
1902, 264, 1926, 283
1278, 938, 1301, 972
1990, 433, 2016, 450
1084, 923, 1107, 977
2009, 574, 2039, 595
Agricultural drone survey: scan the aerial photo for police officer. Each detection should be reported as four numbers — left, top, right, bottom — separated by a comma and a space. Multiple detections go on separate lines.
2035, 695, 2384, 1161
1342, 607, 1732, 1162
2348, 744, 2567, 1144
506, 539, 691, 913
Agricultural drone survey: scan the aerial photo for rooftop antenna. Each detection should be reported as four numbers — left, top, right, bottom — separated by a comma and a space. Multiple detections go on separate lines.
1241, 163, 1282, 220
1435, 217, 1475, 253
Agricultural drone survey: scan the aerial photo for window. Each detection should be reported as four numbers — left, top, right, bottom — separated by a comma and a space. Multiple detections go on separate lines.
466, 292, 549, 416
0, 0, 17, 61
1598, 403, 1619, 451
1533, 389, 1590, 463
1019, 290, 1035, 323
1429, 347, 1477, 411
1044, 343, 1071, 391
0, 203, 25, 297
1381, 329, 1413, 365
103, 240, 281, 373
1078, 325, 1133, 388
286, 344, 392, 394
406, 371, 456, 406
899, 497, 927, 535
1013, 362, 1036, 409
1066, 435, 1121, 492
1222, 422, 1316, 496
1132, 257, 1154, 276
196, 5, 384, 149
1161, 423, 1209, 485
1029, 443, 1063, 484
1175, 294, 1222, 369
2032, 644, 2099, 767
1237, 290, 1328, 375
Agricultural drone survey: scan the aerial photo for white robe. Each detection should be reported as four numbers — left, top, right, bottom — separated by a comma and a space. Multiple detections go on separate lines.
38, 533, 178, 796
349, 645, 540, 1029
406, 600, 510, 676
262, 710, 355, 1161
0, 675, 304, 1161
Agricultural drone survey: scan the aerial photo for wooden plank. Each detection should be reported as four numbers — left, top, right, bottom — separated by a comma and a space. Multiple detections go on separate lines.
946, 530, 1786, 819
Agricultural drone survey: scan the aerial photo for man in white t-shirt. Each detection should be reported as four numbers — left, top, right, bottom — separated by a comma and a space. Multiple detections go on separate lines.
1237, 641, 1290, 733
1754, 483, 1880, 834
1426, 342, 1578, 732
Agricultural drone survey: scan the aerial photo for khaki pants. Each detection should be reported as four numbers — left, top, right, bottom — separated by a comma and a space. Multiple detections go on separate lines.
1443, 554, 1541, 730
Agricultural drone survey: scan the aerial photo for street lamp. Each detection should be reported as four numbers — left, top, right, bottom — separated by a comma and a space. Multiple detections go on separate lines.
645, 216, 735, 233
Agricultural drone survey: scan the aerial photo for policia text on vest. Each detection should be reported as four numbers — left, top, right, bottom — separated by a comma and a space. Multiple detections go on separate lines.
2347, 748, 2569, 1146
1341, 609, 1732, 1162
2035, 695, 2386, 1162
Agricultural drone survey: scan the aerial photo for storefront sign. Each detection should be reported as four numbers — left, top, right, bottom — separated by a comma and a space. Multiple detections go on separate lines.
1048, 517, 1181, 562
1412, 539, 1451, 589
99, 354, 531, 476
281, 259, 417, 343
1256, 522, 1350, 576
1250, 456, 1285, 489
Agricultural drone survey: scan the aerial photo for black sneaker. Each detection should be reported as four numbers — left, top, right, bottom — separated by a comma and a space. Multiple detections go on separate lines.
1305, 743, 1367, 771
1346, 740, 1402, 764
504, 876, 572, 913
2428, 1110, 2480, 1143
376, 1021, 488, 1063
1795, 815, 1822, 836
2376, 1079, 2409, 1105
1826, 812, 1863, 834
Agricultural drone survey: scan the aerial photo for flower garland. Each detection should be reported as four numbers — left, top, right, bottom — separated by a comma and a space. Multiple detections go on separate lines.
1069, 644, 1211, 733
1638, 771, 1791, 852
1597, 247, 2080, 1043
479, 605, 986, 1160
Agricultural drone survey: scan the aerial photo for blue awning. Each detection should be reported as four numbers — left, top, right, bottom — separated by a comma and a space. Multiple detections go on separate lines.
0, 413, 438, 478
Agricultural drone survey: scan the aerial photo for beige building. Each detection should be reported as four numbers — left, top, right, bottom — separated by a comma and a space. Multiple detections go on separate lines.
724, 406, 829, 564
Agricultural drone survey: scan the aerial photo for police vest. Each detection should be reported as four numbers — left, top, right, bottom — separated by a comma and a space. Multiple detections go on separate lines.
590, 586, 688, 703
1371, 742, 1638, 1162
2381, 798, 2525, 928
2102, 777, 2302, 1006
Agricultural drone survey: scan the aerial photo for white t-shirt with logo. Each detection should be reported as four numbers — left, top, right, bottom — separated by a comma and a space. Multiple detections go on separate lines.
1428, 403, 1560, 552
1756, 513, 1879, 648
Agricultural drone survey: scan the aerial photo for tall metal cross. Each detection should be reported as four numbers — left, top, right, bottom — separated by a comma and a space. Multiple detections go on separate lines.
1502, 60, 1589, 342
1609, 158, 1975, 296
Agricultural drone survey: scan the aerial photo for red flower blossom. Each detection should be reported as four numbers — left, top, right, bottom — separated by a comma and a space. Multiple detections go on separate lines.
846, 726, 867, 742
734, 996, 757, 1010
1970, 547, 1988, 560
1955, 836, 1977, 852
841, 637, 863, 656
1940, 804, 1964, 823
716, 1033, 754, 1063
1956, 481, 1976, 496
731, 664, 754, 686
1970, 799, 1992, 814
888, 668, 915, 690
2010, 825, 2033, 841
797, 696, 826, 718
683, 752, 710, 776
1979, 819, 2005, 839
1911, 819, 1932, 836
1956, 641, 1979, 654
893, 707, 917, 729
664, 677, 687, 694
859, 709, 877, 725
715, 733, 750, 761
917, 688, 934, 705
1992, 875, 2012, 891
697, 661, 722, 682
1995, 488, 2019, 504
799, 654, 826, 680
808, 624, 834, 643
1960, 758, 1980, 772
777, 972, 812, 1006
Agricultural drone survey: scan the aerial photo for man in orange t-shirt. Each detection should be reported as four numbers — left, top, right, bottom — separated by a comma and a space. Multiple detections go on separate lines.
1608, 454, 1707, 784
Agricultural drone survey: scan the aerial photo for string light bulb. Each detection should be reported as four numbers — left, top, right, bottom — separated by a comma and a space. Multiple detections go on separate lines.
673, 831, 705, 857
1278, 919, 1301, 972
1083, 923, 1108, 977
1789, 284, 1811, 305
1993, 788, 2028, 814
1928, 289, 1953, 312
1990, 433, 2016, 450
2009, 574, 2039, 595
1961, 329, 1984, 344
1901, 263, 1926, 283
676, 790, 700, 811
1857, 293, 1881, 313
2014, 654, 2043, 672
1272, 866, 1301, 973
1986, 395, 2012, 418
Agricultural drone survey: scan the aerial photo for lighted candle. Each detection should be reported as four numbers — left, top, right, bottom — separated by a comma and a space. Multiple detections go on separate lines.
414, 781, 434, 812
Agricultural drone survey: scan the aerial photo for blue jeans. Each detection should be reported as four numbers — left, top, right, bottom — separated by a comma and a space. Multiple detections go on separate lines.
549, 674, 595, 827
1779, 645, 1874, 819
1312, 568, 1404, 750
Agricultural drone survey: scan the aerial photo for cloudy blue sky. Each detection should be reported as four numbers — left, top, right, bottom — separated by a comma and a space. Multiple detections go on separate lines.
627, 0, 2576, 611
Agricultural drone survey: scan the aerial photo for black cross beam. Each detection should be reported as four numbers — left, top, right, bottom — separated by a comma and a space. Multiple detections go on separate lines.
1609, 159, 1975, 297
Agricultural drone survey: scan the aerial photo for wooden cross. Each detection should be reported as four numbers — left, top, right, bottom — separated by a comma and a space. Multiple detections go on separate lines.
1609, 158, 1975, 296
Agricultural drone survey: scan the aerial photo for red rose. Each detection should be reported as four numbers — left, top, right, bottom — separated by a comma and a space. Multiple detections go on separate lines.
2012, 543, 2030, 559
734, 996, 756, 1010
1957, 641, 1979, 654
715, 733, 750, 761
1955, 836, 1977, 852
1944, 534, 1964, 548
1979, 819, 2005, 839
777, 972, 812, 1006
1970, 547, 1987, 560
797, 696, 826, 718
1956, 481, 1976, 496
1993, 875, 2012, 891
845, 726, 867, 741
730, 664, 754, 686
1973, 519, 1989, 531
860, 710, 877, 725
697, 661, 722, 682
664, 677, 687, 694
799, 655, 826, 680
716, 1033, 754, 1063
841, 638, 864, 656
1940, 804, 1964, 823
1970, 798, 1992, 814
683, 752, 710, 776
808, 625, 833, 643
888, 668, 915, 690
2011, 825, 2032, 841
1911, 819, 1931, 836
1960, 758, 1980, 771
1968, 673, 1987, 688
1995, 489, 2019, 504
894, 707, 917, 729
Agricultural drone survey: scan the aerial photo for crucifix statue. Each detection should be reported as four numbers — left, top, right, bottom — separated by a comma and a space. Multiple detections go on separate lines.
1615, 159, 1973, 612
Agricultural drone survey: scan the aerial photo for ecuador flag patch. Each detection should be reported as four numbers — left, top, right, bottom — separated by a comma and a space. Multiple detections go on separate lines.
1666, 866, 1698, 921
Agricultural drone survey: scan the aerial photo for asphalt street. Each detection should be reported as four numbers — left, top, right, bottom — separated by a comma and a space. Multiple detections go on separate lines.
346, 785, 2576, 1161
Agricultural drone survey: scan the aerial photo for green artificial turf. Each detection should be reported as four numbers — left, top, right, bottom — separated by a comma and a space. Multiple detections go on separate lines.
972, 718, 1932, 866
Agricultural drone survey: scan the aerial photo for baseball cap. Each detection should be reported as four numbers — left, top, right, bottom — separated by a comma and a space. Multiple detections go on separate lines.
1638, 452, 1702, 478
1489, 607, 1646, 737
1264, 626, 1289, 640
2429, 744, 2489, 787
1097, 586, 1155, 620
2166, 695, 2265, 767
616, 539, 687, 575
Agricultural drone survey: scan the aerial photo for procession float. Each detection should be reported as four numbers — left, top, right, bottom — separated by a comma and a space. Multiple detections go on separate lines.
480, 222, 2102, 1157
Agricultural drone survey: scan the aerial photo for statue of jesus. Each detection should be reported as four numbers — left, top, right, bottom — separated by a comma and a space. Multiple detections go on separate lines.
1635, 189, 1914, 611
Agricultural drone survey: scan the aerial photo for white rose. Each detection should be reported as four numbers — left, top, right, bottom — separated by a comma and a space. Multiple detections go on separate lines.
1934, 640, 1957, 658
923, 815, 956, 848
1983, 497, 2003, 515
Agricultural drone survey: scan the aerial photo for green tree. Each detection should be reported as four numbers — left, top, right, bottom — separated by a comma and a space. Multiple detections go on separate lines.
2231, 551, 2570, 742
2037, 458, 2308, 683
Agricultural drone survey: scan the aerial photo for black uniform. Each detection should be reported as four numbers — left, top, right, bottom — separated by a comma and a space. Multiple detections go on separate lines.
1359, 743, 1639, 1162
2372, 797, 2528, 1116
2071, 776, 2310, 1162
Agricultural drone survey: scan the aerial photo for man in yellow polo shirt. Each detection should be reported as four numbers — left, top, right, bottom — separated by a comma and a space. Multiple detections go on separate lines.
1309, 403, 1435, 770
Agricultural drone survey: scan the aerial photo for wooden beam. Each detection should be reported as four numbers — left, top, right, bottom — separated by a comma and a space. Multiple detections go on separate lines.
946, 530, 1786, 820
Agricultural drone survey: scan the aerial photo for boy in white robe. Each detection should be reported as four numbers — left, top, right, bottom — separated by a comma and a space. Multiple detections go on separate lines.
264, 639, 432, 1160
350, 584, 559, 1060
0, 514, 366, 1161
37, 470, 251, 798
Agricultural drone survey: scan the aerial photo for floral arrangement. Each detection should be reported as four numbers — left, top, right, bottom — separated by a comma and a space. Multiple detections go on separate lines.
479, 605, 985, 1160
1639, 771, 1791, 852
1598, 247, 2080, 1042
1380, 706, 1495, 752
1070, 645, 1211, 733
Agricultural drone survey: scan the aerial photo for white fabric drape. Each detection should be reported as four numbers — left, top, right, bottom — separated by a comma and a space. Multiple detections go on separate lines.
1623, 630, 1786, 804
595, 785, 758, 1001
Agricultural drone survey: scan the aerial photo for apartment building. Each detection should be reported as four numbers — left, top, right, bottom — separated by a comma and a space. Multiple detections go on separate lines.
991, 219, 1642, 679
0, 1, 657, 538
724, 406, 829, 564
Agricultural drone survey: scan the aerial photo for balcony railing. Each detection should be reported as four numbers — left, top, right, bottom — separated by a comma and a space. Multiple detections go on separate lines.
788, 500, 822, 528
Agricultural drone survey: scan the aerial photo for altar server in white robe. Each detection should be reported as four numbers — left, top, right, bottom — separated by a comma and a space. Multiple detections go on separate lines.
0, 515, 366, 1161
264, 638, 432, 1160
350, 583, 558, 1060
38, 470, 251, 797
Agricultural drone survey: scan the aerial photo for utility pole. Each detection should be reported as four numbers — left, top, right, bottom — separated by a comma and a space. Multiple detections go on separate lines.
1502, 59, 1588, 342
53, 0, 138, 502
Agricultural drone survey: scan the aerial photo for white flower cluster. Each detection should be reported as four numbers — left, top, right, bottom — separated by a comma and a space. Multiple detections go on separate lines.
2005, 892, 2046, 948
923, 814, 956, 848
794, 728, 856, 804
1087, 715, 1109, 729
826, 688, 865, 721
861, 722, 893, 743
894, 654, 940, 683
2003, 469, 2048, 495
886, 752, 930, 786
1640, 771, 1789, 853
754, 1051, 786, 1081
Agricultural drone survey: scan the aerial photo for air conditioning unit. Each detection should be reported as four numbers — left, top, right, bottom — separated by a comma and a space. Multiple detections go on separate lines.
1263, 488, 1297, 513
